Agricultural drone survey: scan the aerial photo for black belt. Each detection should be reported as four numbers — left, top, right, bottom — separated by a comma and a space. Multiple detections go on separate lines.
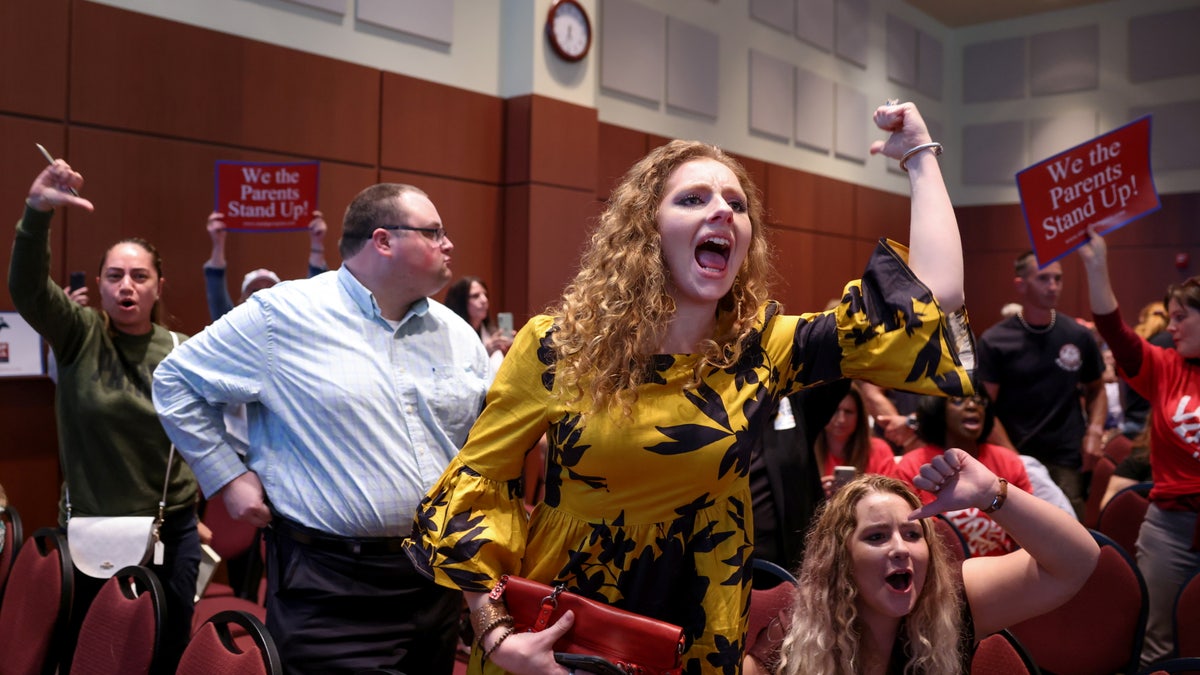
271, 516, 408, 556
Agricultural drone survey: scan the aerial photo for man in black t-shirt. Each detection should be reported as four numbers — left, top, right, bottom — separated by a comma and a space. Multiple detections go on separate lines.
977, 251, 1106, 520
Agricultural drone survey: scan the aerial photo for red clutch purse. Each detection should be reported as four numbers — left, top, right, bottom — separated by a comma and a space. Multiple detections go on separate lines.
494, 574, 686, 675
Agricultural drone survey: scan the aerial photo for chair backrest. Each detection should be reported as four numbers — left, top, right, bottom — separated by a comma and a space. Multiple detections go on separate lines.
932, 513, 970, 565
1176, 567, 1200, 658
0, 504, 24, 602
191, 594, 268, 646
970, 629, 1041, 675
1104, 433, 1134, 465
1083, 454, 1117, 528
746, 558, 798, 665
0, 527, 74, 675
177, 609, 282, 675
1009, 529, 1147, 675
70, 565, 165, 675
751, 557, 798, 589
1096, 481, 1152, 558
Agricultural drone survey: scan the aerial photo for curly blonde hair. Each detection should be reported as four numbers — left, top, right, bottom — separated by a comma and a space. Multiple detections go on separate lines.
777, 475, 963, 675
549, 140, 772, 416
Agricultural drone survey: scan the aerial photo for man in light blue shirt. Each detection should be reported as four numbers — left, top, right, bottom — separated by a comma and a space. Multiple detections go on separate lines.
153, 183, 491, 674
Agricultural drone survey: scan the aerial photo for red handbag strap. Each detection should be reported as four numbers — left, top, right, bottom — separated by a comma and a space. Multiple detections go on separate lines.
534, 583, 565, 631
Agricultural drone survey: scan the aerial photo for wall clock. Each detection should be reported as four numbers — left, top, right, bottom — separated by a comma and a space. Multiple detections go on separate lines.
546, 0, 591, 62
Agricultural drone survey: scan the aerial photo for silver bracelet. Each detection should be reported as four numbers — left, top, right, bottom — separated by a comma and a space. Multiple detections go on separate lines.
899, 141, 943, 172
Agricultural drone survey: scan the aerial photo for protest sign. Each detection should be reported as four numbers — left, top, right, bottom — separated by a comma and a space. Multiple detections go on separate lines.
214, 161, 320, 232
1016, 116, 1159, 267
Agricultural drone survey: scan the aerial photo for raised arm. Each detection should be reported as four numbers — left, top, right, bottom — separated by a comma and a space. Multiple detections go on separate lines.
1077, 225, 1118, 315
204, 212, 235, 321
307, 211, 328, 275
869, 102, 963, 312
909, 448, 1100, 638
9, 162, 96, 346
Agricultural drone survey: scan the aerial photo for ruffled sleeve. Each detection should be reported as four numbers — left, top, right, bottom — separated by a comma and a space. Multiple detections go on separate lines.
772, 238, 975, 398
408, 315, 557, 592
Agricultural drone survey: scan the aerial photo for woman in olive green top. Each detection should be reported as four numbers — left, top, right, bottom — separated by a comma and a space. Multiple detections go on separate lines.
8, 159, 199, 673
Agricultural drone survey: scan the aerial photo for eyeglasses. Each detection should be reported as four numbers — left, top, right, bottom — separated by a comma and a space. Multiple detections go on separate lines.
377, 224, 446, 244
948, 395, 988, 408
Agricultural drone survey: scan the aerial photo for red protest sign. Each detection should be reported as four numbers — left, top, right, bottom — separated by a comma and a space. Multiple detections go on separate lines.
214, 161, 320, 232
1016, 116, 1160, 267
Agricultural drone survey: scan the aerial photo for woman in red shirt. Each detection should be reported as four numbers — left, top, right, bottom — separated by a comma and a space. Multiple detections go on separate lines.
896, 392, 1032, 556
816, 384, 900, 494
1079, 226, 1200, 666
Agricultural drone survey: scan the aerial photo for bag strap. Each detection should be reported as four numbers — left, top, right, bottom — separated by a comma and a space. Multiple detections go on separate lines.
66, 330, 181, 522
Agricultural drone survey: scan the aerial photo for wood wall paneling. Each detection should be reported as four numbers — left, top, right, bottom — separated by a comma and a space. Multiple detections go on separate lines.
965, 249, 1022, 334
527, 96, 599, 191
957, 203, 1031, 254
810, 174, 856, 235
502, 185, 531, 322
809, 233, 857, 308
765, 227, 818, 313
764, 164, 810, 229
504, 95, 533, 186
0, 0, 70, 120
382, 170, 503, 310
0, 377, 61, 534
596, 124, 649, 200
523, 184, 602, 318
853, 185, 908, 243
70, 0, 380, 164
381, 73, 504, 183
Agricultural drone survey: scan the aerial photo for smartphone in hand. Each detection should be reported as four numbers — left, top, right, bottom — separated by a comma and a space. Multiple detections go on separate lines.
832, 465, 858, 490
69, 271, 86, 292
497, 312, 514, 336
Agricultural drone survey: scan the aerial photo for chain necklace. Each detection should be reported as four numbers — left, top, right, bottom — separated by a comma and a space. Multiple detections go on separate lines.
1017, 309, 1056, 334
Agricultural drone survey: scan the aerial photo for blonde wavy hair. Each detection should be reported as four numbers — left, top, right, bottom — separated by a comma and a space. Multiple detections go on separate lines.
549, 140, 772, 416
777, 475, 963, 675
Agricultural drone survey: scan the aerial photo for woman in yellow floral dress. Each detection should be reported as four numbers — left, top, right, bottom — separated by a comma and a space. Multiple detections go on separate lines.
408, 101, 973, 675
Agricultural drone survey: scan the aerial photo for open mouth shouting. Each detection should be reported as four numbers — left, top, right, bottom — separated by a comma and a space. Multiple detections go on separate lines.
885, 570, 914, 592
695, 236, 731, 274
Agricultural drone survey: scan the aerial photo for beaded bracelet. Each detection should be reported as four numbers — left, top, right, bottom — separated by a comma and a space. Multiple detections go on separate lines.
470, 599, 512, 641
476, 615, 515, 647
899, 141, 944, 172
983, 478, 1009, 514
481, 625, 515, 665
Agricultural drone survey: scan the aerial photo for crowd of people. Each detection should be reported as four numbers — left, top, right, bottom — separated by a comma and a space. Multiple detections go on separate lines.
9, 97, 1196, 675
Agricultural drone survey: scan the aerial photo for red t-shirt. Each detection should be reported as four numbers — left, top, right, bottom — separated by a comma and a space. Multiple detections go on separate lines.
896, 443, 1032, 556
1096, 310, 1200, 503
